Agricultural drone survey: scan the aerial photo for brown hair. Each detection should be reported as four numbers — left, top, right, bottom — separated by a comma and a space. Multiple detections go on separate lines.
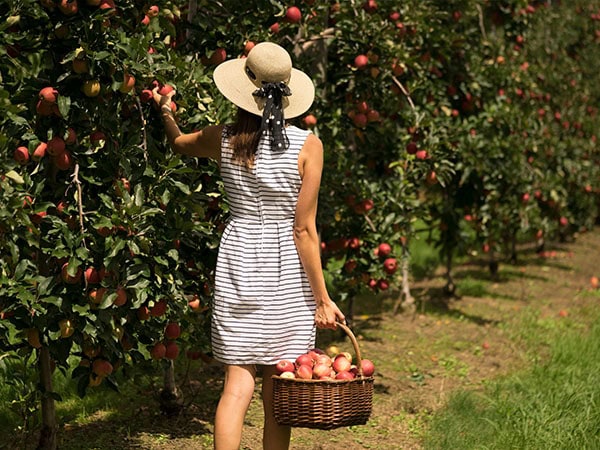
229, 108, 262, 168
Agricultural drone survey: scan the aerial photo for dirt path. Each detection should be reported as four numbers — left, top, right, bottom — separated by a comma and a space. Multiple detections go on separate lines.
46, 229, 600, 450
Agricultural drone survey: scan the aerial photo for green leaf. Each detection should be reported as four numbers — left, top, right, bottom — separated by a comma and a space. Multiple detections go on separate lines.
4, 170, 24, 184
57, 96, 71, 117
170, 180, 191, 195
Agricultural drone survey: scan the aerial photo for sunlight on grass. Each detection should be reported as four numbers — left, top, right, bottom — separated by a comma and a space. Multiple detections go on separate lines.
424, 320, 600, 449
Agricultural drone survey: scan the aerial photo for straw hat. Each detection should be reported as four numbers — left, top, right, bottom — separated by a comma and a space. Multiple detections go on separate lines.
213, 42, 315, 119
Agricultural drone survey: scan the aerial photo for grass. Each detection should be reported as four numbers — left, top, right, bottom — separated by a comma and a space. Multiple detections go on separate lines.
424, 319, 600, 450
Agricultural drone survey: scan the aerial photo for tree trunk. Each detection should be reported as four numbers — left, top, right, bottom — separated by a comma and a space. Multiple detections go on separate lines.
346, 296, 354, 329
510, 230, 518, 264
37, 346, 57, 450
488, 247, 499, 279
159, 360, 183, 416
186, 0, 197, 39
443, 248, 456, 297
394, 238, 415, 314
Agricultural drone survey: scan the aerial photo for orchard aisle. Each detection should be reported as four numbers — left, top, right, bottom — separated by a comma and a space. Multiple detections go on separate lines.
239, 229, 600, 450
48, 229, 600, 450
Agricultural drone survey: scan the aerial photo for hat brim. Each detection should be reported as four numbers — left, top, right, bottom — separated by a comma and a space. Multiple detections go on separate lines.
213, 58, 315, 119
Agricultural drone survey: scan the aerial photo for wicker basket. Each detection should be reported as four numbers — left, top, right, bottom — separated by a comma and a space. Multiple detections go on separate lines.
272, 322, 374, 430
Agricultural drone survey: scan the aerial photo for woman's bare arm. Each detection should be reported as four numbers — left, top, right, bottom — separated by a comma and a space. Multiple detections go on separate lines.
153, 87, 222, 164
294, 134, 345, 329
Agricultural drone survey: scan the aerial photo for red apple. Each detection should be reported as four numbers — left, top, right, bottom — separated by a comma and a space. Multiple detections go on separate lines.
308, 348, 325, 360
158, 84, 174, 96
276, 359, 295, 374
90, 130, 106, 144
296, 364, 313, 379
243, 41, 255, 55
53, 150, 72, 170
360, 359, 375, 377
188, 294, 202, 311
352, 112, 367, 128
367, 109, 380, 122
335, 370, 355, 380
150, 299, 168, 317
58, 0, 78, 16
164, 341, 179, 359
363, 0, 377, 13
32, 142, 47, 161
165, 322, 181, 340
65, 128, 77, 145
13, 146, 29, 164
378, 243, 392, 257
208, 48, 227, 65
354, 54, 369, 69
92, 359, 113, 376
415, 149, 428, 160
47, 136, 66, 156
150, 342, 166, 359
285, 6, 302, 23
137, 305, 150, 320
84, 267, 100, 284
383, 258, 398, 274
303, 114, 317, 127
140, 89, 153, 103
295, 353, 313, 367
113, 287, 127, 306
315, 354, 332, 367
61, 262, 82, 284
312, 363, 331, 379
147, 4, 159, 17
332, 355, 351, 373
406, 141, 418, 155
39, 86, 58, 103
269, 22, 280, 33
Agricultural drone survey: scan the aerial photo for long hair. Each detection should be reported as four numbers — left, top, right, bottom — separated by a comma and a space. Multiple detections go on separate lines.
229, 108, 262, 168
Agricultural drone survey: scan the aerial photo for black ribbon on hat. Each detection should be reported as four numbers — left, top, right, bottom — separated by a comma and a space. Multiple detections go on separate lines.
253, 82, 291, 151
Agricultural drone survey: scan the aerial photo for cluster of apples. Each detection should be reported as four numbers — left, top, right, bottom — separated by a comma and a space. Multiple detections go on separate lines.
275, 348, 375, 381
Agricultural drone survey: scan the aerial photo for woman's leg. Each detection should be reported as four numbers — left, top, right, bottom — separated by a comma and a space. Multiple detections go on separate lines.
214, 364, 256, 450
261, 365, 291, 450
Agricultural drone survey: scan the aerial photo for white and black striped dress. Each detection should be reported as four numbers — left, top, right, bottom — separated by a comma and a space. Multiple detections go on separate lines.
211, 125, 317, 365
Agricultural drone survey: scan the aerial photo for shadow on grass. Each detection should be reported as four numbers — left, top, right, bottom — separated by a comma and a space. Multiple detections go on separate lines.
10, 364, 225, 450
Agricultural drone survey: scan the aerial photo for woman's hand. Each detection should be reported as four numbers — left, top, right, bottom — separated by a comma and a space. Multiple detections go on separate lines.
152, 86, 176, 110
314, 298, 346, 330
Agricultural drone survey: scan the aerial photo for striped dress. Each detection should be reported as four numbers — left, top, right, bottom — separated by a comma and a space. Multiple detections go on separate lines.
211, 125, 317, 365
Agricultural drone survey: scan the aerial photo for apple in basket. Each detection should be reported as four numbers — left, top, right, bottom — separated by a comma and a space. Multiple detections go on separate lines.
308, 348, 325, 361
361, 359, 375, 377
335, 370, 355, 380
332, 354, 352, 373
315, 354, 332, 367
312, 363, 332, 379
279, 371, 295, 379
296, 364, 313, 380
295, 353, 313, 368
276, 359, 295, 375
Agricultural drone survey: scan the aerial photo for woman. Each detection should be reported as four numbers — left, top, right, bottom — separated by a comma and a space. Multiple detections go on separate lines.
153, 42, 346, 450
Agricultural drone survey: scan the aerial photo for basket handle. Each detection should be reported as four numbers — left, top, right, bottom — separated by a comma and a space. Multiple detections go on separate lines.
334, 321, 365, 378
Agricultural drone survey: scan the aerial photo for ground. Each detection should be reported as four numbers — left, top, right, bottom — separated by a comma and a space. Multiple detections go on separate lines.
11, 229, 600, 450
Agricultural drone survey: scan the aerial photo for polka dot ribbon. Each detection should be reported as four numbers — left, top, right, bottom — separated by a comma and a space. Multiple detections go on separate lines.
252, 82, 291, 151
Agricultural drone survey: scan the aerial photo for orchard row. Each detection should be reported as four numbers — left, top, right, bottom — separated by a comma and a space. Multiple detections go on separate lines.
1, 2, 599, 445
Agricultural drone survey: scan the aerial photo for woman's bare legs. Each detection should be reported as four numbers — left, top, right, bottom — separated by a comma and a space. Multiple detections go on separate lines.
261, 365, 291, 450
214, 364, 256, 450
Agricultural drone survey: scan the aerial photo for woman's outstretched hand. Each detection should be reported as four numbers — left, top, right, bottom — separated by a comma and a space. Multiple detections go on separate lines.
151, 86, 176, 110
314, 299, 346, 330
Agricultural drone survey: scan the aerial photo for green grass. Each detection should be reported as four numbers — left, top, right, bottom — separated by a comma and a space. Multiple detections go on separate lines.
424, 320, 600, 450
0, 355, 157, 441
409, 224, 440, 279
